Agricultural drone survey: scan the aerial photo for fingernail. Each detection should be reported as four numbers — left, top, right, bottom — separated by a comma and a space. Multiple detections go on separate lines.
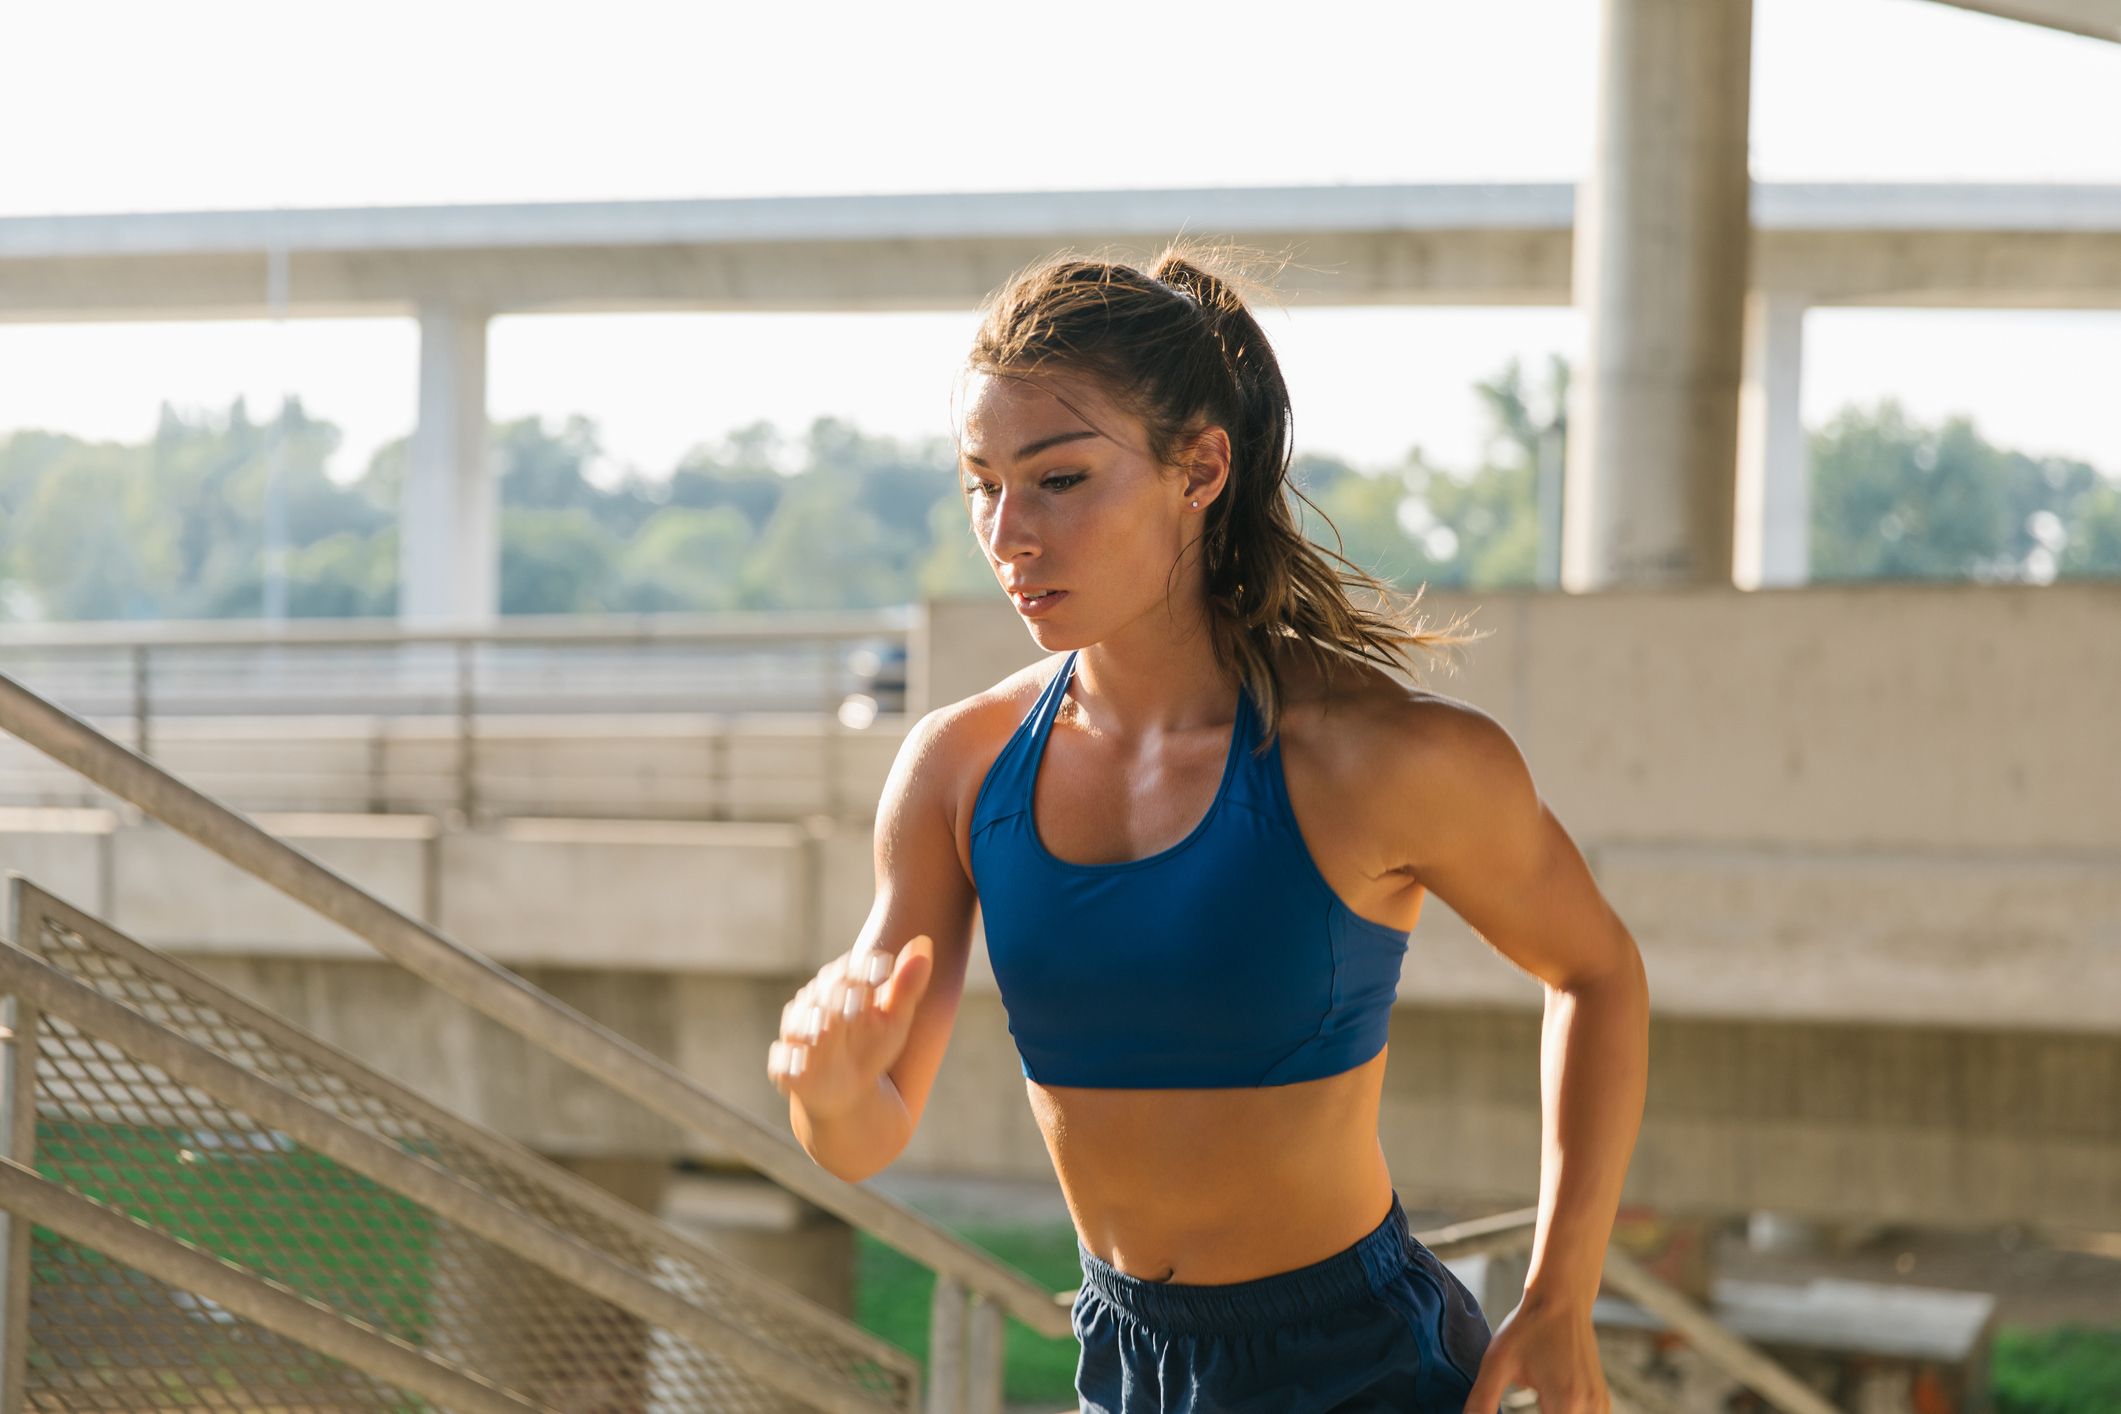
842, 988, 863, 1018
789, 1047, 807, 1075
804, 1004, 823, 1039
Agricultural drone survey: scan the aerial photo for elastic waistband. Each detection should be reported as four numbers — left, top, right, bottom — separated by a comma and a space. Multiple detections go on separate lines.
1075, 1190, 1416, 1337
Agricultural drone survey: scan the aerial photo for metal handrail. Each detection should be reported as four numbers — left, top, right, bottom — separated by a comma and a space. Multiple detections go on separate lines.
1596, 1244, 1842, 1414
9, 876, 919, 1398
0, 927, 901, 1414
0, 607, 913, 652
0, 667, 1070, 1341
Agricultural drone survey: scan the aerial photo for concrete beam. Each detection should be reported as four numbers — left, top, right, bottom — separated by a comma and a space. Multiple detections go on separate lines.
5, 186, 2121, 321
1926, 0, 2121, 42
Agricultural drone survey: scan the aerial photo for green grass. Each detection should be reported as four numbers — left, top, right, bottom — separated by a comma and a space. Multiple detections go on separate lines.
35, 1119, 441, 1342
854, 1218, 1083, 1408
1993, 1325, 2121, 1414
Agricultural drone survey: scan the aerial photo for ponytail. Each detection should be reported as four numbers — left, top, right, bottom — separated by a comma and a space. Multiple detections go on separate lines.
965, 236, 1486, 749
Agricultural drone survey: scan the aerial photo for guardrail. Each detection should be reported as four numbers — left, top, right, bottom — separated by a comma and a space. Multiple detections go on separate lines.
0, 611, 912, 822
0, 710, 906, 822
0, 662, 1060, 1414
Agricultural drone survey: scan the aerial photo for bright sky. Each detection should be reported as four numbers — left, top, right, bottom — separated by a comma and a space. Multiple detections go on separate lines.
2, 0, 2118, 485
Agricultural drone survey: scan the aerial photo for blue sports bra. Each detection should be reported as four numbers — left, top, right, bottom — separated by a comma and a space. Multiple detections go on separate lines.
968, 649, 1412, 1089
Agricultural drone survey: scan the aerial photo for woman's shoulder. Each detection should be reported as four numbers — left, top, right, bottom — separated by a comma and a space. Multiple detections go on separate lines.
1267, 636, 1476, 740
902, 653, 1070, 829
924, 651, 1067, 743
1269, 639, 1516, 821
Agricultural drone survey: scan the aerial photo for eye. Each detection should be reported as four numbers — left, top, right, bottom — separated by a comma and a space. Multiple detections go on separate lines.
962, 473, 1087, 497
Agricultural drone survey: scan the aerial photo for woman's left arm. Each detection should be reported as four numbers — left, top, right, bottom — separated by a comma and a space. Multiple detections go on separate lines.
1387, 696, 1651, 1414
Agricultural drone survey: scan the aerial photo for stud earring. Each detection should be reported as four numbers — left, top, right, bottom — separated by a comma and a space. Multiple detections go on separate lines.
1191, 500, 1200, 508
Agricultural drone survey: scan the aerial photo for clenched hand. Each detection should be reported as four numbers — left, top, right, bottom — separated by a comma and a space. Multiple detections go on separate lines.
767, 935, 935, 1120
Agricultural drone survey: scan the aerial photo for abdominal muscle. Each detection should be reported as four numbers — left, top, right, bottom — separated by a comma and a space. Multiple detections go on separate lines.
1030, 1045, 1397, 1285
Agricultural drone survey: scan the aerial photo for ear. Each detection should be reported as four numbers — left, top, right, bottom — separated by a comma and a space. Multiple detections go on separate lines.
1180, 424, 1233, 507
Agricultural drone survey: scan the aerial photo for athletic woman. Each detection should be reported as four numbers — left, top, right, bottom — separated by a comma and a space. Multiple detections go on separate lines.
768, 242, 1649, 1414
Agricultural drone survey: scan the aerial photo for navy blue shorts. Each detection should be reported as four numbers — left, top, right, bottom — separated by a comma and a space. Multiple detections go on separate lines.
1070, 1190, 1493, 1414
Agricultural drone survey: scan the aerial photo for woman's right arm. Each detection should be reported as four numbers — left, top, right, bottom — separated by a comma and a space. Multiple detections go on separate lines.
768, 702, 982, 1183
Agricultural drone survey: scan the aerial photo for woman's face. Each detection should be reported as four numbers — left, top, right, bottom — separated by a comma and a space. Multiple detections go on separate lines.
955, 368, 1225, 648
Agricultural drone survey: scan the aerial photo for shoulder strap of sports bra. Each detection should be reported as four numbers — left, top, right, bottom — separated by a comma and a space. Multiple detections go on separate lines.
1222, 669, 1288, 815
971, 650, 1078, 835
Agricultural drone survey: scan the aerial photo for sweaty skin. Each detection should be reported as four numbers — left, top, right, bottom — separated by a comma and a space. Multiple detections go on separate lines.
951, 640, 1426, 1285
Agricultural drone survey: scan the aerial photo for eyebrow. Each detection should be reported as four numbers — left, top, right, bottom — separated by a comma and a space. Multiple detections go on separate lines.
960, 429, 1100, 470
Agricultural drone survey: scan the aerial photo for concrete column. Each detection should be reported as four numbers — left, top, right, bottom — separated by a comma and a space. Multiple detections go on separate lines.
1562, 0, 1755, 590
1734, 291, 1811, 589
401, 303, 496, 625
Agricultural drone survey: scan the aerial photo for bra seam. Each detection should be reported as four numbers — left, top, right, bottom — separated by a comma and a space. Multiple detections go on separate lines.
1222, 797, 1410, 939
970, 809, 1022, 840
1256, 895, 1339, 1085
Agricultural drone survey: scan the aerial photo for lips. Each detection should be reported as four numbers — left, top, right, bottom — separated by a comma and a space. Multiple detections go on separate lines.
1012, 588, 1069, 614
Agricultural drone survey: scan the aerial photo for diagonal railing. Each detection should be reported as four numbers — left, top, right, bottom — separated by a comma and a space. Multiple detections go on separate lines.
0, 666, 1061, 1412
0, 876, 920, 1411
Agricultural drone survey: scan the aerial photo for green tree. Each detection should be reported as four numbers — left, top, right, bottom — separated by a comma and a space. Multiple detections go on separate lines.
616, 507, 753, 611
737, 472, 901, 610
917, 495, 996, 600
7, 368, 2115, 626
16, 447, 161, 619
499, 508, 625, 614
1319, 353, 1561, 593
1810, 399, 2119, 582
2059, 478, 2121, 576
1303, 460, 1438, 587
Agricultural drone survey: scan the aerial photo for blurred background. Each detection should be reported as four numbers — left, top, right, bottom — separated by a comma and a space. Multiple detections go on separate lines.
0, 2, 2114, 1412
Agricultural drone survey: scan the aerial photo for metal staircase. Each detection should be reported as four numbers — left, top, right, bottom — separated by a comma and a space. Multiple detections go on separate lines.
0, 667, 1062, 1411
0, 877, 917, 1411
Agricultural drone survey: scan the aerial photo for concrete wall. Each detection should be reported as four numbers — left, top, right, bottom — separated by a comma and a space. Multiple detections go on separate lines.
928, 583, 2121, 1032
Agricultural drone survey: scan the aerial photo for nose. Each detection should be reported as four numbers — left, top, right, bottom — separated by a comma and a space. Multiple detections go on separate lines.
984, 488, 1041, 566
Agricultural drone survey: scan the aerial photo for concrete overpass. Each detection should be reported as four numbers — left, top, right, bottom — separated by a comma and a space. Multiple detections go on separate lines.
6, 178, 2119, 617
4, 0, 2116, 618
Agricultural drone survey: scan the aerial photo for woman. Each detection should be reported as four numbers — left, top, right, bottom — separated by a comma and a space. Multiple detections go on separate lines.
768, 241, 1650, 1414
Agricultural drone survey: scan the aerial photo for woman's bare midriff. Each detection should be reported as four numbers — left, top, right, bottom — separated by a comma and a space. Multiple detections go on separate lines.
1031, 1046, 1398, 1285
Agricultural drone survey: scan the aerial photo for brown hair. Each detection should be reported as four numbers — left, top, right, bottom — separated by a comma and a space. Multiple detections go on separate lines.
959, 235, 1487, 751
